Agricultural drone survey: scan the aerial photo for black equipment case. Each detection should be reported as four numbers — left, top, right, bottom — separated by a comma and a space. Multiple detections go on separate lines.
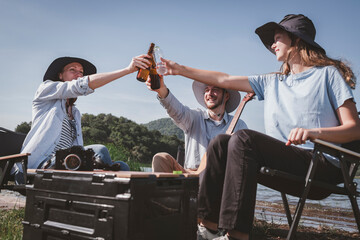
22, 170, 199, 240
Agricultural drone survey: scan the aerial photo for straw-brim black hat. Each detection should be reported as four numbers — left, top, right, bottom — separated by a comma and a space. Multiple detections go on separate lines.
255, 14, 325, 55
43, 57, 97, 82
192, 81, 240, 113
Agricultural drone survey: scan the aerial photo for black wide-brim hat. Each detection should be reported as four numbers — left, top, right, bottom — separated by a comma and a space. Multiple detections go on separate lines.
255, 14, 325, 55
43, 57, 97, 82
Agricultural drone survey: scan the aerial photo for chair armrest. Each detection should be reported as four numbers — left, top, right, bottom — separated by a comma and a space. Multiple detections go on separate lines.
0, 153, 30, 161
312, 139, 360, 160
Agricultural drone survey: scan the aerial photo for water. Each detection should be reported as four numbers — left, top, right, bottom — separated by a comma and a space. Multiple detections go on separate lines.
256, 178, 360, 210
255, 178, 360, 232
156, 62, 167, 75
140, 167, 152, 172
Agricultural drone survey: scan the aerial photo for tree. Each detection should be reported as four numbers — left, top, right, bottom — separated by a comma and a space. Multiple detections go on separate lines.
143, 118, 184, 141
14, 114, 183, 165
80, 113, 184, 164
15, 122, 31, 134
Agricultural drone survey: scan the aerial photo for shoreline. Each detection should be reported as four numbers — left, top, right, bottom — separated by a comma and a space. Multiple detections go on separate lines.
1, 190, 359, 239
254, 200, 358, 233
0, 190, 26, 210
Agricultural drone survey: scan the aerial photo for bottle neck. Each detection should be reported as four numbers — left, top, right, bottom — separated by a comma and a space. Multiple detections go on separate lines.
147, 43, 156, 67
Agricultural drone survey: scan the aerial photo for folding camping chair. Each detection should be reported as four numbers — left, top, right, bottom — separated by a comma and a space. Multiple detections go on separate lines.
176, 95, 360, 239
258, 138, 360, 240
0, 127, 30, 194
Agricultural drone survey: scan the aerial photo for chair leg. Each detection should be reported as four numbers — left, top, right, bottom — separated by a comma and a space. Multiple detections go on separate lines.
281, 192, 293, 226
0, 160, 12, 189
348, 194, 360, 232
286, 151, 320, 240
287, 195, 306, 240
339, 155, 360, 232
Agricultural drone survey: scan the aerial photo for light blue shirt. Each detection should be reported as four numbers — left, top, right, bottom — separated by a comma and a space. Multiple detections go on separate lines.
19, 76, 94, 170
159, 91, 248, 169
248, 66, 354, 166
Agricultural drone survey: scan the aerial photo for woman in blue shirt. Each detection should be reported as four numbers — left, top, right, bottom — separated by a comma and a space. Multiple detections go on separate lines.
162, 14, 360, 240
14, 55, 149, 182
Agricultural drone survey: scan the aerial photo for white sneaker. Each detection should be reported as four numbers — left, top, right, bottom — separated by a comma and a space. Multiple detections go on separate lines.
197, 224, 221, 240
213, 235, 230, 240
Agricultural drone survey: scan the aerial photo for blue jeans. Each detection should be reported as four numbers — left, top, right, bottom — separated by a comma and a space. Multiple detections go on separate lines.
84, 144, 130, 171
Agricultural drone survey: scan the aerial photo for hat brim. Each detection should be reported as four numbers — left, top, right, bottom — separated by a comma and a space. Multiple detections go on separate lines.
43, 57, 97, 82
192, 81, 240, 113
255, 22, 325, 54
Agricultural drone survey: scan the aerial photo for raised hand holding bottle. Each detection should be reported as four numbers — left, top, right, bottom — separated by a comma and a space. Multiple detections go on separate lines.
136, 43, 154, 82
136, 43, 160, 89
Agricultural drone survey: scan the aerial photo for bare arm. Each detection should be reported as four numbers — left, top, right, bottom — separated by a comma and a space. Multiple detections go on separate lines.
287, 99, 360, 145
88, 54, 150, 90
162, 58, 254, 93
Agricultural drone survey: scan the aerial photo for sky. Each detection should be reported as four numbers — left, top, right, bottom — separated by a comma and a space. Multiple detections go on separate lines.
1, 0, 360, 134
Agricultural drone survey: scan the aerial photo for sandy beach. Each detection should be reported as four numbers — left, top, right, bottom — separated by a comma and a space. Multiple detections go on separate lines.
0, 190, 26, 210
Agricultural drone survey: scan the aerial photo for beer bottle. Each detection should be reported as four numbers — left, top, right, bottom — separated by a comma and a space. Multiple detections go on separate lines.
136, 43, 154, 82
149, 68, 160, 90
136, 43, 160, 90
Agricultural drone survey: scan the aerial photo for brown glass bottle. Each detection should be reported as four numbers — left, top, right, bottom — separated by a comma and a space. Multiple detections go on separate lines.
136, 43, 160, 89
136, 43, 155, 82
150, 68, 160, 90
136, 68, 149, 82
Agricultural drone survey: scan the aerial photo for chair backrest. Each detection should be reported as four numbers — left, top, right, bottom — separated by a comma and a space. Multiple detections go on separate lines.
0, 127, 26, 156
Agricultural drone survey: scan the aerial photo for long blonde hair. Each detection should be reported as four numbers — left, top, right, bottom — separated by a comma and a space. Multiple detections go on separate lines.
281, 32, 356, 89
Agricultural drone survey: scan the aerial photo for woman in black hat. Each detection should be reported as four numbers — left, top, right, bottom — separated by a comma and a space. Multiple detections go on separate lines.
162, 14, 360, 240
14, 55, 149, 181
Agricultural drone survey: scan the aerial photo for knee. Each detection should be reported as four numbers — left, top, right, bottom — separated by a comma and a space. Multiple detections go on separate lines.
229, 129, 258, 147
233, 129, 257, 138
113, 161, 130, 171
87, 144, 109, 155
84, 144, 110, 158
86, 144, 112, 165
152, 152, 169, 164
208, 134, 230, 151
152, 152, 169, 168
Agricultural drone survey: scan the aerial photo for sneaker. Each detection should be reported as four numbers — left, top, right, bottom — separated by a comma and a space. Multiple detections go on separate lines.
197, 224, 222, 240
213, 235, 230, 240
213, 234, 238, 240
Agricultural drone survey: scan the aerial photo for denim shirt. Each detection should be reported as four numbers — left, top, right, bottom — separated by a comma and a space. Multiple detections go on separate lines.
159, 91, 248, 169
18, 76, 94, 170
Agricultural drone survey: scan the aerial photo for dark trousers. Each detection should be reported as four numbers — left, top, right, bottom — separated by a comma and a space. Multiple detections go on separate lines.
198, 129, 342, 234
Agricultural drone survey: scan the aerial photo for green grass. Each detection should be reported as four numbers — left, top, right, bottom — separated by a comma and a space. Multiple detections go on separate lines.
105, 143, 151, 171
0, 208, 24, 240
